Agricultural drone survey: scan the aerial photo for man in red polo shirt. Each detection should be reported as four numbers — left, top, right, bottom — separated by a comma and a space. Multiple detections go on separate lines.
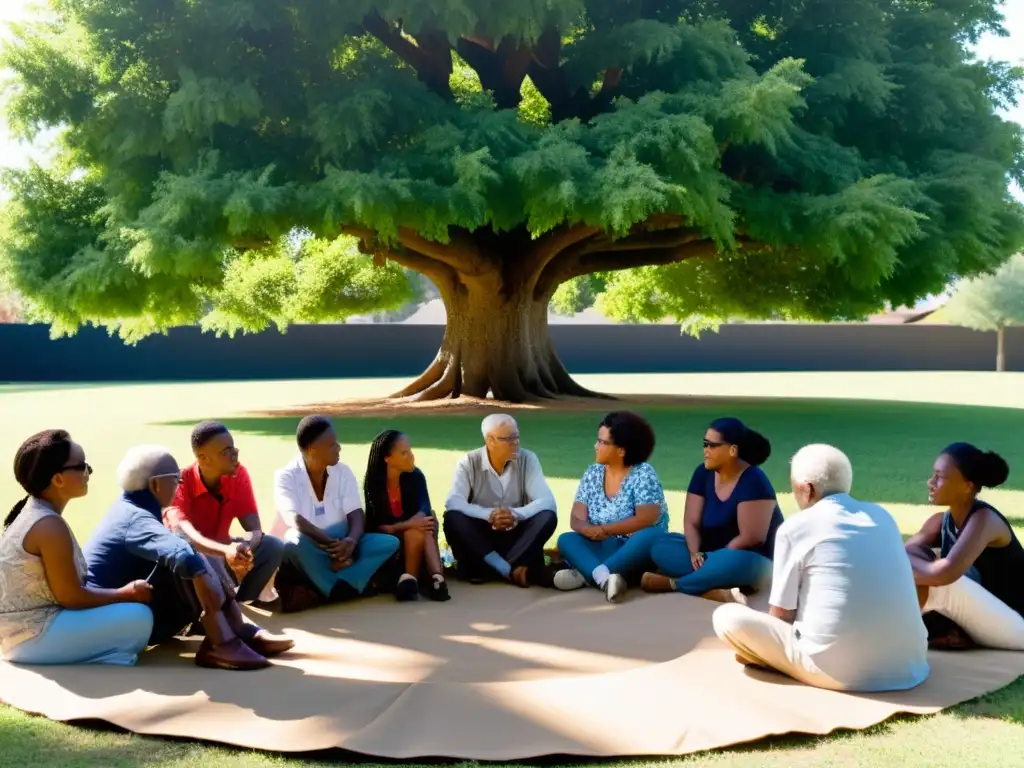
165, 421, 284, 604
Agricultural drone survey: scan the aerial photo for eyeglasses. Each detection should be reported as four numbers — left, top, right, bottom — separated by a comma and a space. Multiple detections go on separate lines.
152, 472, 182, 484
491, 434, 520, 444
703, 440, 726, 449
62, 462, 93, 474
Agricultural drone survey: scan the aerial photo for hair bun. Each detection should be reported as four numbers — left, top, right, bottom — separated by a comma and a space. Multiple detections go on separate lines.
742, 429, 772, 466
979, 451, 1010, 488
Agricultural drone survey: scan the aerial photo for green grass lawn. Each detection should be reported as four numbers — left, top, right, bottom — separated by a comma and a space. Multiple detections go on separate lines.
1, 371, 1024, 767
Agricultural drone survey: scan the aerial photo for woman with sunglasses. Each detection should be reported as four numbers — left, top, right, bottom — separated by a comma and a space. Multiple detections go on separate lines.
0, 430, 153, 666
642, 417, 783, 601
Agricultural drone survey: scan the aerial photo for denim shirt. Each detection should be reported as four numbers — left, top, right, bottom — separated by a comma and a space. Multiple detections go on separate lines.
84, 490, 208, 588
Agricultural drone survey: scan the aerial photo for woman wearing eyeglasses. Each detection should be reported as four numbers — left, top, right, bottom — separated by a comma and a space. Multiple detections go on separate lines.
0, 430, 153, 666
642, 417, 783, 602
553, 411, 669, 603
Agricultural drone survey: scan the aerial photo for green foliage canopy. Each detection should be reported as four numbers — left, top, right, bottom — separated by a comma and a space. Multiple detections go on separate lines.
0, 0, 1022, 341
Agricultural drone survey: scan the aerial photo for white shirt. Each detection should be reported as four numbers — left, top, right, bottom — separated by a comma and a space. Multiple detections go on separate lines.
770, 493, 929, 692
273, 456, 362, 543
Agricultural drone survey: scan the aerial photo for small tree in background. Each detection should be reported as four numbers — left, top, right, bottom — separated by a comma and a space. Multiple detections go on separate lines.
943, 253, 1024, 371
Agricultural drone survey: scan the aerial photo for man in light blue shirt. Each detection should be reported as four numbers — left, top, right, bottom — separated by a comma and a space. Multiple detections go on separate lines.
713, 444, 930, 692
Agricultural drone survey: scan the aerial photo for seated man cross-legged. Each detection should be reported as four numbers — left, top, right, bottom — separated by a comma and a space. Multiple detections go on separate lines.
713, 444, 929, 692
85, 445, 294, 670
165, 422, 283, 605
443, 414, 557, 587
274, 416, 400, 608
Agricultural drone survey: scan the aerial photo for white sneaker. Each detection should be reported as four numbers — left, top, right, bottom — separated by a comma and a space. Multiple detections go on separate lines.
553, 568, 587, 591
605, 574, 627, 603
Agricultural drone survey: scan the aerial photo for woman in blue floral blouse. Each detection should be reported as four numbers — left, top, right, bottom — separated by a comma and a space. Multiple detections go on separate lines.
554, 411, 668, 603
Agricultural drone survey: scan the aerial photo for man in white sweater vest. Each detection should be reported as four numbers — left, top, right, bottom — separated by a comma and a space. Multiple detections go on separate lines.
443, 415, 558, 587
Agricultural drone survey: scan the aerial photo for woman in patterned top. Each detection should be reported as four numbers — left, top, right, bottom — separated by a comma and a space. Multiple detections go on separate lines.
554, 411, 668, 603
0, 430, 153, 665
641, 417, 783, 602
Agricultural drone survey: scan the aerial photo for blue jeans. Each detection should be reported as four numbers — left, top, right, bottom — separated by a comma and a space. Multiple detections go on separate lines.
557, 527, 663, 583
7, 603, 153, 666
283, 521, 399, 597
649, 533, 772, 595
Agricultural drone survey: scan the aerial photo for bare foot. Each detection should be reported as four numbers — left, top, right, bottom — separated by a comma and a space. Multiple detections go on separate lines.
641, 572, 674, 593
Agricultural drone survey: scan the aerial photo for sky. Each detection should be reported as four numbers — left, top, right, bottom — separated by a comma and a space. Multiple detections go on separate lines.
0, 1, 1022, 179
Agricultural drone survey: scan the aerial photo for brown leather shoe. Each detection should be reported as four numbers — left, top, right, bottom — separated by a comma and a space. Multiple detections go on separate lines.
242, 628, 295, 657
640, 572, 674, 593
195, 637, 271, 670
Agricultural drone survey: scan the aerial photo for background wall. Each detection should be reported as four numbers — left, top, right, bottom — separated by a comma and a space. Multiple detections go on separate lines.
1, 323, 1020, 381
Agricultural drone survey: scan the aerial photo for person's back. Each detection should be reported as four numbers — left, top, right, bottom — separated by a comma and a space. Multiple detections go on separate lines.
787, 493, 928, 691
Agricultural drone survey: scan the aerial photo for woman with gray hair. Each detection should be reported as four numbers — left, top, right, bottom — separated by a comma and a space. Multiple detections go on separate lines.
85, 445, 293, 670
712, 443, 929, 692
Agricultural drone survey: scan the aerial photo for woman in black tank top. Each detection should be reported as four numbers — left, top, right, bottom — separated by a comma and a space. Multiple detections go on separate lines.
904, 443, 1024, 651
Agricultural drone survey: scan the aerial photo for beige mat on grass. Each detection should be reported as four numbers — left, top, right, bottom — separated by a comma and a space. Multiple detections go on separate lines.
2, 583, 1023, 760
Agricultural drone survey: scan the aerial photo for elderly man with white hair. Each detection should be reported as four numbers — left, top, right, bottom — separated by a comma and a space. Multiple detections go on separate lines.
443, 414, 558, 587
712, 444, 929, 692
84, 445, 294, 670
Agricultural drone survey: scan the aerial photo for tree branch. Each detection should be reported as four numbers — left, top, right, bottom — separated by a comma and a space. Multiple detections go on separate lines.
397, 227, 490, 276
537, 236, 762, 296
456, 35, 534, 110
362, 12, 453, 101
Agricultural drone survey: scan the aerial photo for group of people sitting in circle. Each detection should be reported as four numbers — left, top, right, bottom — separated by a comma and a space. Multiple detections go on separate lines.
0, 409, 1021, 692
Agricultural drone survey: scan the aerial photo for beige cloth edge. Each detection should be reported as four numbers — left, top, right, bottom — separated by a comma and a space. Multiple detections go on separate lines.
1, 585, 1022, 760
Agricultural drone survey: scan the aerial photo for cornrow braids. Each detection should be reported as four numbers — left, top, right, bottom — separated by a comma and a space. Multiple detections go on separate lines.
363, 430, 404, 531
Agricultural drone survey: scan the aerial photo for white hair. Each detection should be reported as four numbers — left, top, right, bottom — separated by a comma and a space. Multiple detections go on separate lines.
790, 444, 853, 498
481, 413, 517, 438
117, 445, 180, 492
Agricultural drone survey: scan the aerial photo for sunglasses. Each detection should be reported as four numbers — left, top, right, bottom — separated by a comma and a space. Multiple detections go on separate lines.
702, 440, 726, 449
62, 462, 93, 474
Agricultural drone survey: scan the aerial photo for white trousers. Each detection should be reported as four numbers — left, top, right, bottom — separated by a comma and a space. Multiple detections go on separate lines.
924, 577, 1024, 650
712, 603, 845, 690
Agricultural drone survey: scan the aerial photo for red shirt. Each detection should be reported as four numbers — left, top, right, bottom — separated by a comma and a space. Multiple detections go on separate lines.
167, 463, 259, 542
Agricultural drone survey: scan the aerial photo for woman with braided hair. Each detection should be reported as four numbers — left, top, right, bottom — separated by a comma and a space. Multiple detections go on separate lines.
363, 430, 449, 602
0, 430, 153, 665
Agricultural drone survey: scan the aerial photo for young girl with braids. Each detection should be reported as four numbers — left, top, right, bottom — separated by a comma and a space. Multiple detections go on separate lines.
363, 430, 450, 602
0, 430, 153, 665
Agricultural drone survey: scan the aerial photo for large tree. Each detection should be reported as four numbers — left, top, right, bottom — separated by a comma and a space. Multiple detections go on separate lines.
941, 252, 1024, 372
1, 0, 1023, 401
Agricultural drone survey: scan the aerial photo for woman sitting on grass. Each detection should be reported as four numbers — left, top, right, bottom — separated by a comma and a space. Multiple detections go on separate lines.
642, 417, 783, 602
905, 443, 1024, 650
553, 411, 669, 603
0, 430, 153, 666
363, 430, 450, 602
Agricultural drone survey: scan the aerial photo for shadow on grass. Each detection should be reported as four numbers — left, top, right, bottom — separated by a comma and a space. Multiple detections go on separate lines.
163, 397, 1024, 504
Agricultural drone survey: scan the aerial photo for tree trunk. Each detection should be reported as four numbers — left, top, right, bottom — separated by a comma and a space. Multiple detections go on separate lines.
997, 325, 1005, 373
390, 272, 609, 403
